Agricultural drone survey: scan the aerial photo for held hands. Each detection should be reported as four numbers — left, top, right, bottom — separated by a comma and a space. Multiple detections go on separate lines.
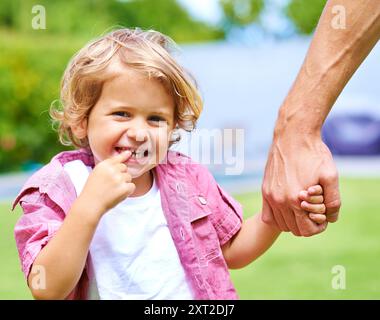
299, 185, 327, 224
78, 151, 136, 217
262, 133, 341, 237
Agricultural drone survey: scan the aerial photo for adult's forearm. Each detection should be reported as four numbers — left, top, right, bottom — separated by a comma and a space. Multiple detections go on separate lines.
29, 199, 101, 299
276, 0, 380, 135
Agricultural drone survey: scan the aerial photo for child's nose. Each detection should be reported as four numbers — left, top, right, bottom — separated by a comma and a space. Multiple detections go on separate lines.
126, 124, 149, 143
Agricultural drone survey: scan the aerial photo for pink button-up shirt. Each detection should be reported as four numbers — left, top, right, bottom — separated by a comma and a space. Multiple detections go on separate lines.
12, 149, 243, 299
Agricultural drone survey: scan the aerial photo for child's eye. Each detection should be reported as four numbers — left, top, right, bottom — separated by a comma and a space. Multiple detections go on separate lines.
148, 116, 167, 123
113, 111, 130, 118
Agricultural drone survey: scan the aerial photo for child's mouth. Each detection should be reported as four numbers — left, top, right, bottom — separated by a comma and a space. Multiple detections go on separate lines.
115, 147, 149, 159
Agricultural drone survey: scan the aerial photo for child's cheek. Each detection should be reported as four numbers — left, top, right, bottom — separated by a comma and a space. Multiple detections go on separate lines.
149, 130, 169, 165
157, 137, 170, 160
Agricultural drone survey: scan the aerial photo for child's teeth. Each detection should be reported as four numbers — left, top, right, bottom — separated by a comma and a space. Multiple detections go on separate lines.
116, 147, 147, 158
135, 151, 147, 159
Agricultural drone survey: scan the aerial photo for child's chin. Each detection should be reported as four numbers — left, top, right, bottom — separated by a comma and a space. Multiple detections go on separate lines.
128, 167, 148, 179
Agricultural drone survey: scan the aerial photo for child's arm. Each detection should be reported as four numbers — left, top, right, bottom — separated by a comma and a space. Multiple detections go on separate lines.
28, 198, 102, 299
222, 185, 326, 269
28, 151, 134, 299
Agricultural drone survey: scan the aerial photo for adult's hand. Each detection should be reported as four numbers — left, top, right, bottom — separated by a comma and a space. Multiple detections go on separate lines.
262, 130, 340, 237
261, 0, 380, 236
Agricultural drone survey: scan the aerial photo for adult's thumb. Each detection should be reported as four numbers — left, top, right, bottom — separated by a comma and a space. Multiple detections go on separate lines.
320, 172, 341, 223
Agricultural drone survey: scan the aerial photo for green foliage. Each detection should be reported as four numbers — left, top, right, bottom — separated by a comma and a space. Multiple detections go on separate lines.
0, 31, 83, 172
285, 0, 327, 34
0, 0, 224, 41
105, 0, 224, 43
220, 0, 264, 27
0, 0, 110, 36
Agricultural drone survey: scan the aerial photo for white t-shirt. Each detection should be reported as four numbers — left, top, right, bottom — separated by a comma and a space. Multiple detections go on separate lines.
63, 160, 193, 300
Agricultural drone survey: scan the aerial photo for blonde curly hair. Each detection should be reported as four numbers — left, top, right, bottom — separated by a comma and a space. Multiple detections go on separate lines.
50, 28, 203, 148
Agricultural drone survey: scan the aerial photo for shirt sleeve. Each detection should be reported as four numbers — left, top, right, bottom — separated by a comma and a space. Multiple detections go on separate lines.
14, 190, 65, 280
194, 164, 244, 246
212, 183, 244, 246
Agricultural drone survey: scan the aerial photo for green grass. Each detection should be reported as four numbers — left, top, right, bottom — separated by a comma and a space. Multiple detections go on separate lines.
0, 177, 379, 299
0, 201, 32, 299
232, 177, 380, 299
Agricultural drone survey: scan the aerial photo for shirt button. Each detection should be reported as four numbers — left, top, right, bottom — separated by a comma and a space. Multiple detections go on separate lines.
198, 196, 207, 205
176, 182, 182, 193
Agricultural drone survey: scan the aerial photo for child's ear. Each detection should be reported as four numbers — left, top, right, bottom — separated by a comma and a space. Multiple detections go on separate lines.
71, 118, 88, 140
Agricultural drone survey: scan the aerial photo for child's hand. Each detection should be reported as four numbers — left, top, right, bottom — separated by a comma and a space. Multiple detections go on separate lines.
298, 185, 326, 224
79, 151, 136, 217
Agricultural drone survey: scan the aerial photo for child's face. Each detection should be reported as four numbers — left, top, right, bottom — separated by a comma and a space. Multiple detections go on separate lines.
74, 63, 176, 179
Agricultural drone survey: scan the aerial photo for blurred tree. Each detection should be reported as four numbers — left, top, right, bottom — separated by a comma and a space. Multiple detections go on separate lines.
285, 0, 326, 34
0, 0, 17, 27
0, 32, 79, 172
0, 0, 110, 35
219, 0, 264, 30
104, 0, 224, 43
0, 0, 224, 42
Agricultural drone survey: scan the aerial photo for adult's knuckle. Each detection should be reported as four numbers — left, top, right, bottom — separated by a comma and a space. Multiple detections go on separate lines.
262, 186, 272, 200
289, 195, 300, 206
271, 194, 286, 205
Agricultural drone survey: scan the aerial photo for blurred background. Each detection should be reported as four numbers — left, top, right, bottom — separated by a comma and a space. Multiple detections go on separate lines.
0, 0, 379, 299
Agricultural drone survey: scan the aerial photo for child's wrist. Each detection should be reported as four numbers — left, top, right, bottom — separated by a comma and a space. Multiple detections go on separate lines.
72, 195, 104, 226
257, 212, 282, 234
